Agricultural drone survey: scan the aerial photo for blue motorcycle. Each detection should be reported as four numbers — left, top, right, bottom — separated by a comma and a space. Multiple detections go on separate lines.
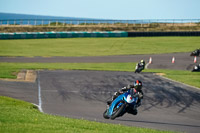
103, 89, 138, 120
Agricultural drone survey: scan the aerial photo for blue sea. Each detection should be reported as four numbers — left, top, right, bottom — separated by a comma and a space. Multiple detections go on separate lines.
0, 12, 146, 25
0, 12, 101, 25
0, 12, 89, 20
0, 12, 197, 25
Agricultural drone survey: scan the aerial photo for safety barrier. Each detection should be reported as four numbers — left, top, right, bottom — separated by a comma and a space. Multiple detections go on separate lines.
1, 31, 200, 39
128, 31, 200, 37
0, 31, 128, 39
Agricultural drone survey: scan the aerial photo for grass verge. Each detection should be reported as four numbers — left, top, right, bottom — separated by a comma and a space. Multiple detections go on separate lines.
0, 62, 199, 88
0, 62, 136, 79
0, 96, 176, 133
143, 69, 200, 88
0, 37, 200, 57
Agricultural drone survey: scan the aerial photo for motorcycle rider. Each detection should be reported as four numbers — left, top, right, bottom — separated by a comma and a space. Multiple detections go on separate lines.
192, 63, 200, 72
138, 60, 146, 69
191, 48, 200, 56
107, 80, 144, 115
135, 60, 146, 73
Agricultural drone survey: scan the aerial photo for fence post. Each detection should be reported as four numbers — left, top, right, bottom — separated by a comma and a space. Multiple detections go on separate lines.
63, 21, 65, 26
148, 20, 150, 27
199, 19, 200, 26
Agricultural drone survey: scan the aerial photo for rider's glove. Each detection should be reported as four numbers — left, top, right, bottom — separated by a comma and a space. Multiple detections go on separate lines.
138, 92, 143, 99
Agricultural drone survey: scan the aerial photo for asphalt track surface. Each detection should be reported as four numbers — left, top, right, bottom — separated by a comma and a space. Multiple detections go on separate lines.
0, 52, 199, 70
0, 53, 200, 133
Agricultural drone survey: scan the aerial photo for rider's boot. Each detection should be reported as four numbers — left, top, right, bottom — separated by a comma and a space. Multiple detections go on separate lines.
132, 109, 138, 115
107, 101, 112, 105
127, 105, 138, 115
107, 92, 119, 105
112, 92, 119, 100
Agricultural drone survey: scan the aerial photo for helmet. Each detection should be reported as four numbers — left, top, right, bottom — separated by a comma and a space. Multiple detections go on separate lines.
141, 60, 144, 63
134, 80, 142, 91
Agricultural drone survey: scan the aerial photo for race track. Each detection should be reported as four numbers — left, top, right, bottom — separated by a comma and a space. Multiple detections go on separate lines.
0, 53, 200, 133
0, 52, 197, 70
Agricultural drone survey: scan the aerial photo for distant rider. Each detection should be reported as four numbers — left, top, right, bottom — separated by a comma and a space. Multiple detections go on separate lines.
138, 60, 146, 70
107, 80, 144, 115
192, 63, 200, 72
191, 48, 200, 56
135, 60, 146, 73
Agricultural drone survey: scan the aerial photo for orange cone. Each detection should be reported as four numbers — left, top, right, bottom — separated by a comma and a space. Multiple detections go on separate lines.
172, 57, 175, 63
149, 57, 152, 64
194, 56, 197, 63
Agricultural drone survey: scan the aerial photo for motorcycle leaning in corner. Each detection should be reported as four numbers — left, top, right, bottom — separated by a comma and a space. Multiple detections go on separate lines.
135, 60, 145, 73
103, 88, 140, 120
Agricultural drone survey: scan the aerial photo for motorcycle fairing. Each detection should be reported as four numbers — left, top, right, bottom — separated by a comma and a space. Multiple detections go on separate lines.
107, 89, 138, 117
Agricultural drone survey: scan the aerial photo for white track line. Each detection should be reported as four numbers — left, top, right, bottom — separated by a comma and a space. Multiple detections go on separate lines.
37, 71, 43, 113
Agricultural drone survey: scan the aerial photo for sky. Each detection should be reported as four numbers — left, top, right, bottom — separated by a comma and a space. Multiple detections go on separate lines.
0, 0, 200, 20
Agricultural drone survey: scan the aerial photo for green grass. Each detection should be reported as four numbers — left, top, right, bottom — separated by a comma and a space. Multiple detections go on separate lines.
0, 62, 136, 79
143, 69, 200, 88
0, 37, 200, 57
0, 62, 199, 88
0, 96, 176, 133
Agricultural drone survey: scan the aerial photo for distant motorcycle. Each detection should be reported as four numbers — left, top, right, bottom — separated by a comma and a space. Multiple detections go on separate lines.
103, 89, 138, 120
190, 49, 200, 56
192, 64, 200, 72
135, 63, 144, 73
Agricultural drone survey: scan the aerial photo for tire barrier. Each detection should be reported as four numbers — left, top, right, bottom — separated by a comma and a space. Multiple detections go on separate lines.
128, 31, 200, 37
0, 31, 128, 39
1, 31, 199, 39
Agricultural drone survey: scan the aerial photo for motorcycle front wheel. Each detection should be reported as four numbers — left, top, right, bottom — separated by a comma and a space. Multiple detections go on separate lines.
110, 102, 126, 120
103, 110, 109, 119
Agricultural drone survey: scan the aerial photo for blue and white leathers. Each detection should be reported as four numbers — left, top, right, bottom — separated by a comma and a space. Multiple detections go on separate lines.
107, 89, 138, 117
